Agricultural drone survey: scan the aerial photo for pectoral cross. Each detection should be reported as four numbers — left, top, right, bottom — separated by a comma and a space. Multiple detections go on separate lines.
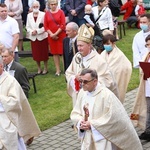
75, 53, 85, 69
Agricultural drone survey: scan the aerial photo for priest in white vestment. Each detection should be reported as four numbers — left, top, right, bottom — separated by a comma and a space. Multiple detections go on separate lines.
131, 35, 150, 141
65, 24, 118, 107
101, 34, 132, 103
0, 56, 41, 149
71, 68, 143, 150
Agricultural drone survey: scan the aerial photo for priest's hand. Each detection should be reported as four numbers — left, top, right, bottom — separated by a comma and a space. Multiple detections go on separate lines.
80, 121, 91, 130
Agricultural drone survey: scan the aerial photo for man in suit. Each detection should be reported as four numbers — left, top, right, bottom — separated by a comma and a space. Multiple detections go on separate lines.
22, 0, 45, 25
63, 22, 79, 71
65, 0, 86, 26
1, 48, 30, 98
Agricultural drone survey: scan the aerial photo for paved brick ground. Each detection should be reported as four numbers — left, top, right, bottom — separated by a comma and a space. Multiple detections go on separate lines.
27, 88, 150, 150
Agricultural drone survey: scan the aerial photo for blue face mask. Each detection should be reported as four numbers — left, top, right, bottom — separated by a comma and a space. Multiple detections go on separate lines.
104, 45, 113, 52
140, 24, 149, 31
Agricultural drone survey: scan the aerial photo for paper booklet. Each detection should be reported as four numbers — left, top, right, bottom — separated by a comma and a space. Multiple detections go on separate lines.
139, 62, 150, 80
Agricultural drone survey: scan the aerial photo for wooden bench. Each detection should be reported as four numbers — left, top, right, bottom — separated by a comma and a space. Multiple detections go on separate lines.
18, 50, 32, 57
28, 73, 37, 93
118, 20, 126, 39
18, 50, 52, 57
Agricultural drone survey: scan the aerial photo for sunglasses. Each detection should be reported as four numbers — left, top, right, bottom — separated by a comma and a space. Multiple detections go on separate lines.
79, 78, 94, 84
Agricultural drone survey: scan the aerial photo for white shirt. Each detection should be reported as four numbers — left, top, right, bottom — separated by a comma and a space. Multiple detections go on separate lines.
0, 16, 19, 52
92, 6, 114, 31
5, 60, 15, 77
84, 14, 95, 26
5, 60, 13, 72
135, 5, 140, 16
132, 30, 150, 68
70, 35, 77, 43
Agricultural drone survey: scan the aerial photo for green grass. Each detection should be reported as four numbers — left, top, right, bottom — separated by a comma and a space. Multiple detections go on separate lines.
20, 25, 140, 131
20, 56, 72, 131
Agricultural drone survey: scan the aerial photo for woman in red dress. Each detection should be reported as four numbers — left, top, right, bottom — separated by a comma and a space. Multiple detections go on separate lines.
44, 0, 66, 76
26, 1, 49, 75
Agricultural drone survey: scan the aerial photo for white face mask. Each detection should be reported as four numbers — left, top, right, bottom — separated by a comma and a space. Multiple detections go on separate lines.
33, 8, 39, 13
140, 23, 149, 32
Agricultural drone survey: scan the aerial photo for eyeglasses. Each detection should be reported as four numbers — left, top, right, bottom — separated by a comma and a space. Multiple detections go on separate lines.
50, 3, 57, 6
79, 78, 94, 84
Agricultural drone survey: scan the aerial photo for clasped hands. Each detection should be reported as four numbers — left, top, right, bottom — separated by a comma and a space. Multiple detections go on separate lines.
50, 33, 58, 40
8, 12, 16, 17
80, 120, 91, 131
32, 30, 37, 36
70, 9, 77, 16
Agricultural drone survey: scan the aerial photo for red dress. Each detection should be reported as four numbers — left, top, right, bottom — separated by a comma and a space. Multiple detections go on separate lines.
44, 9, 66, 55
31, 17, 49, 62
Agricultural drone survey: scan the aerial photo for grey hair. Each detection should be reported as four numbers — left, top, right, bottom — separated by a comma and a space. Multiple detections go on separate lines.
1, 48, 13, 56
66, 22, 79, 31
32, 0, 40, 7
80, 68, 98, 79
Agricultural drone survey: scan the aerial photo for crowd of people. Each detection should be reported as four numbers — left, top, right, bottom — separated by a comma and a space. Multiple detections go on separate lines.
0, 0, 150, 149
0, 0, 146, 73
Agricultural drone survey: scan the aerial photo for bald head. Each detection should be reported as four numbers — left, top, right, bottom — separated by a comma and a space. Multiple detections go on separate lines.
85, 4, 92, 14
